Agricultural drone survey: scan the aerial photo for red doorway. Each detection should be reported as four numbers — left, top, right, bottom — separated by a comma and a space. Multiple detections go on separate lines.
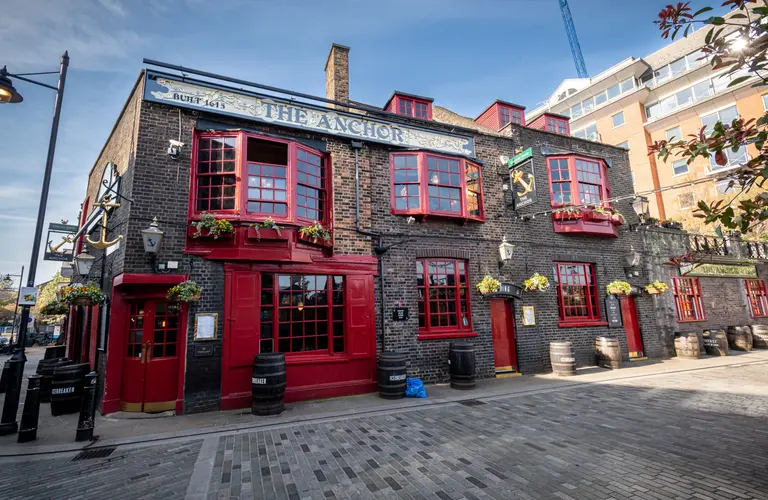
120, 301, 183, 412
620, 295, 645, 360
490, 298, 518, 375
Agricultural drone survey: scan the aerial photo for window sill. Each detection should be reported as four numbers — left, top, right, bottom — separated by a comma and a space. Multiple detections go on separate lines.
557, 321, 608, 328
676, 319, 707, 323
285, 353, 350, 365
418, 331, 477, 341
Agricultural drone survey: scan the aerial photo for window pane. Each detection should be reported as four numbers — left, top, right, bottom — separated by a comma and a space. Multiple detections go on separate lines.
676, 87, 693, 107
665, 126, 682, 142
670, 58, 687, 76
672, 159, 689, 176
611, 112, 624, 128
606, 84, 620, 99
594, 92, 607, 106
692, 80, 712, 100
620, 77, 634, 93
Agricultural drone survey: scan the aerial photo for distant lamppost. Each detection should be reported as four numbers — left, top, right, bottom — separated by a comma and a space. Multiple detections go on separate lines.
0, 52, 69, 436
1, 267, 24, 345
632, 196, 650, 225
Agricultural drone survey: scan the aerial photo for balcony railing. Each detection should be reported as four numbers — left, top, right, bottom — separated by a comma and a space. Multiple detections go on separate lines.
687, 234, 731, 257
744, 241, 768, 260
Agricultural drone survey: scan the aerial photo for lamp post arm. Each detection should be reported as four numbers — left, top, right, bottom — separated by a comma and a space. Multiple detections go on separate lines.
5, 73, 58, 91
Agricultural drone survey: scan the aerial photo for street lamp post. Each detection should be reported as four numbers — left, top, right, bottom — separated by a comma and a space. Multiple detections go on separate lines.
0, 52, 69, 436
2, 267, 25, 345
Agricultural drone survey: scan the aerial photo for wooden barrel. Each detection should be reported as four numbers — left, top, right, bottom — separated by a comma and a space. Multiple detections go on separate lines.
727, 326, 752, 352
449, 342, 476, 390
252, 353, 286, 416
44, 345, 67, 360
550, 342, 576, 376
50, 363, 89, 416
741, 325, 754, 351
37, 358, 72, 402
752, 325, 768, 349
674, 332, 701, 359
702, 329, 728, 356
377, 351, 407, 399
595, 337, 621, 369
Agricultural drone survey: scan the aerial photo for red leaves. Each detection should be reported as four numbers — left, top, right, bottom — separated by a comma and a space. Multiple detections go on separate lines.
655, 2, 693, 38
714, 149, 728, 166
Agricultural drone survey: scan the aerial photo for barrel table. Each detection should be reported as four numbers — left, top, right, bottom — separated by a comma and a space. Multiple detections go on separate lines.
595, 337, 621, 370
727, 326, 752, 352
377, 351, 407, 399
449, 342, 476, 390
674, 332, 700, 359
44, 345, 67, 360
550, 341, 576, 376
50, 363, 90, 416
252, 353, 286, 416
752, 325, 768, 349
702, 329, 728, 356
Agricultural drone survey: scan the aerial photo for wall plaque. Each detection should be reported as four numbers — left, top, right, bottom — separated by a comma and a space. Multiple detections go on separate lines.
194, 313, 218, 341
485, 283, 523, 300
194, 344, 214, 357
392, 306, 409, 321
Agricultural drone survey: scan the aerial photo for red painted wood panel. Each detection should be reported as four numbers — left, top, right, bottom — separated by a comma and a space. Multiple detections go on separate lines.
346, 274, 374, 359
490, 299, 517, 371
620, 296, 644, 357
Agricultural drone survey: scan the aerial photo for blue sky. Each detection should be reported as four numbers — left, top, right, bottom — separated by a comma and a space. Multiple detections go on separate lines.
0, 0, 715, 285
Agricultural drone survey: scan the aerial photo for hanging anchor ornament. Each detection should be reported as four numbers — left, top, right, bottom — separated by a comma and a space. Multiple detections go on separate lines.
86, 196, 123, 249
48, 234, 73, 254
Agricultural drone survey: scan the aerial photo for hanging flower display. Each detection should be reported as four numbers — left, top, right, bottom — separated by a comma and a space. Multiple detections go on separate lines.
476, 276, 501, 296
523, 273, 550, 292
606, 280, 632, 295
167, 280, 203, 303
298, 221, 331, 243
60, 282, 106, 307
191, 212, 234, 239
40, 300, 68, 316
644, 280, 669, 295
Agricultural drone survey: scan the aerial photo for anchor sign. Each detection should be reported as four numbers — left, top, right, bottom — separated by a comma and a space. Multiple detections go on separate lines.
510, 169, 535, 196
86, 196, 123, 250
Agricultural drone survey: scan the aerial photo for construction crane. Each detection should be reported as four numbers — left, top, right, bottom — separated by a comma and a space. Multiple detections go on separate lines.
559, 0, 589, 78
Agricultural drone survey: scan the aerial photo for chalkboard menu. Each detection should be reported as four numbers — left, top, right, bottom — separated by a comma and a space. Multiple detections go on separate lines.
392, 306, 409, 321
604, 295, 623, 328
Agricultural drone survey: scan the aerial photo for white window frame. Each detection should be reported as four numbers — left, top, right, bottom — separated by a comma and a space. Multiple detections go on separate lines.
616, 140, 629, 150
762, 93, 768, 111
665, 126, 682, 142
672, 159, 689, 177
611, 111, 625, 128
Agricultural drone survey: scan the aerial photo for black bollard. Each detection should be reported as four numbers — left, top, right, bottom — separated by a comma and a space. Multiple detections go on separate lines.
0, 351, 25, 435
75, 371, 98, 442
18, 374, 42, 443
0, 360, 10, 394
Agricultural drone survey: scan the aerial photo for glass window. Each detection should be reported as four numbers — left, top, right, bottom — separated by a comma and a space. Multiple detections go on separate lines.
620, 77, 634, 93
654, 65, 671, 83
665, 126, 682, 142
573, 129, 587, 139
414, 101, 429, 119
594, 91, 607, 106
391, 153, 484, 220
396, 97, 431, 119
547, 118, 558, 133
399, 99, 413, 116
606, 84, 620, 99
712, 74, 730, 93
195, 136, 237, 212
548, 156, 609, 208
763, 94, 768, 111
718, 105, 739, 126
416, 259, 471, 333
672, 159, 689, 176
670, 57, 687, 77
631, 171, 636, 185
511, 109, 523, 125
745, 279, 768, 318
246, 137, 289, 216
264, 274, 344, 354
570, 103, 583, 119
548, 158, 572, 205
701, 111, 720, 135
675, 87, 694, 107
611, 112, 625, 128
499, 107, 511, 127
585, 123, 598, 140
646, 102, 661, 119
617, 141, 629, 150
678, 192, 695, 209
553, 263, 601, 323
296, 149, 326, 221
686, 49, 706, 68
582, 98, 595, 113
715, 178, 738, 194
692, 80, 712, 100
576, 159, 603, 204
661, 95, 677, 114
672, 277, 705, 322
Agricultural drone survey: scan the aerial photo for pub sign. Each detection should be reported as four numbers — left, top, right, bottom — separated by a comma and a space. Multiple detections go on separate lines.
505, 148, 538, 210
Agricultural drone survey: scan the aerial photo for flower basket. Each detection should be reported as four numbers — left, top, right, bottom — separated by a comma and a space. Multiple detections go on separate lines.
523, 273, 550, 292
167, 281, 203, 303
190, 212, 235, 239
298, 222, 332, 247
553, 210, 581, 221
582, 209, 612, 222
40, 300, 68, 316
476, 276, 501, 296
248, 218, 288, 241
60, 282, 106, 307
606, 280, 631, 296
610, 213, 625, 226
644, 280, 669, 295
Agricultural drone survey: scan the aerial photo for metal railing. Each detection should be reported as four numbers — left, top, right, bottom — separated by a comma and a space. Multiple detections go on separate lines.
744, 241, 768, 260
687, 234, 731, 257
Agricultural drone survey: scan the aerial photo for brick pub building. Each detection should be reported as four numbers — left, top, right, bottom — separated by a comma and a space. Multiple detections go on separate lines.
65, 44, 768, 415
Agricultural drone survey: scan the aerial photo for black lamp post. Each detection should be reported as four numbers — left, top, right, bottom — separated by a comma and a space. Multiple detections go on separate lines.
1, 267, 25, 346
0, 52, 69, 436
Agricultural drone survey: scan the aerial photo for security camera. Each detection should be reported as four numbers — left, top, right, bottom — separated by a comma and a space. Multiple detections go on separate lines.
167, 140, 185, 159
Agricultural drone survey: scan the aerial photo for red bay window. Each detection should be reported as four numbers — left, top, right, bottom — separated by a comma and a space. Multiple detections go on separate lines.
386, 93, 433, 120
416, 259, 474, 339
745, 279, 768, 318
553, 262, 603, 326
191, 131, 330, 225
391, 152, 484, 222
672, 277, 706, 322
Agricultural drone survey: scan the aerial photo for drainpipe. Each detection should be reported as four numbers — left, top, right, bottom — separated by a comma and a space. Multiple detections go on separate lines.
351, 141, 387, 352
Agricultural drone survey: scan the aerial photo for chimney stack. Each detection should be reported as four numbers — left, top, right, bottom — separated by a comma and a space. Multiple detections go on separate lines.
325, 43, 350, 109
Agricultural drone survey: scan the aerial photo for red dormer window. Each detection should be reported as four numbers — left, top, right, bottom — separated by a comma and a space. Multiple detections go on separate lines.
475, 101, 526, 130
387, 93, 433, 120
528, 113, 570, 135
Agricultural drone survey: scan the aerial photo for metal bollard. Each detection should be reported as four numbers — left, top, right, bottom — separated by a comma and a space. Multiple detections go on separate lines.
0, 353, 25, 435
75, 371, 98, 442
18, 374, 42, 443
0, 360, 10, 393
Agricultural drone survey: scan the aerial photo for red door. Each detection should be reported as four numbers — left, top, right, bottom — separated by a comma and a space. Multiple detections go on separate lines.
121, 301, 182, 412
620, 295, 644, 359
490, 298, 518, 374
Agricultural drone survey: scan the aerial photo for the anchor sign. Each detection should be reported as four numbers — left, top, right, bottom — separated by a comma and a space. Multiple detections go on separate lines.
510, 169, 535, 196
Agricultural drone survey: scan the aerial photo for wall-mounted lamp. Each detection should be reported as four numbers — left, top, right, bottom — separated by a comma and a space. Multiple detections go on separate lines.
498, 236, 515, 263
623, 249, 642, 278
141, 217, 164, 254
632, 196, 649, 223
74, 248, 96, 276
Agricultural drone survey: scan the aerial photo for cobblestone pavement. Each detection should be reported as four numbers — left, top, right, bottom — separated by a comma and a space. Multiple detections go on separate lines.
2, 362, 768, 500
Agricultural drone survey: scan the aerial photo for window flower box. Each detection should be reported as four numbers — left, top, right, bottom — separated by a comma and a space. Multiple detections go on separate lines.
552, 209, 581, 221
246, 227, 289, 241
297, 231, 333, 248
581, 209, 612, 223
186, 225, 235, 239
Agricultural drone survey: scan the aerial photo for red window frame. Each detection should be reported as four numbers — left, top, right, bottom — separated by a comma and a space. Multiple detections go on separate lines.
416, 258, 475, 339
390, 152, 485, 222
546, 117, 569, 134
511, 109, 524, 125
259, 274, 345, 355
391, 95, 433, 120
553, 262, 602, 325
672, 277, 706, 322
546, 155, 611, 208
190, 131, 331, 226
500, 107, 512, 127
745, 279, 768, 318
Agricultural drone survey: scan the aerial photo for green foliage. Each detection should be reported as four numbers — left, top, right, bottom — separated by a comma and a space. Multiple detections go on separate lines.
644, 280, 670, 294
60, 281, 106, 306
249, 217, 282, 241
167, 280, 203, 303
476, 276, 501, 295
192, 212, 235, 239
606, 280, 631, 296
523, 273, 550, 292
33, 272, 70, 325
298, 221, 331, 243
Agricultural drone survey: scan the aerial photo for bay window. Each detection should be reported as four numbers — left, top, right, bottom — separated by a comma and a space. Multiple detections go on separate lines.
672, 277, 706, 322
416, 259, 474, 338
192, 132, 329, 225
745, 279, 768, 318
553, 262, 602, 325
391, 152, 485, 221
547, 155, 609, 207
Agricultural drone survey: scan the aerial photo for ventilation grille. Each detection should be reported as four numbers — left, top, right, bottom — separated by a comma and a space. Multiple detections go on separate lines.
71, 447, 116, 461
459, 399, 487, 407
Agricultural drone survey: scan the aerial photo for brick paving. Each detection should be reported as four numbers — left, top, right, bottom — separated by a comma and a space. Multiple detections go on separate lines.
2, 362, 768, 500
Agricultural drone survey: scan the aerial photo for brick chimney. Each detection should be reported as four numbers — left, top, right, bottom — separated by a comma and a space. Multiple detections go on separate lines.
325, 43, 350, 109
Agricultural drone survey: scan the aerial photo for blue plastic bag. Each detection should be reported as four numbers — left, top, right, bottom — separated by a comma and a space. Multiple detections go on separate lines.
405, 377, 427, 398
